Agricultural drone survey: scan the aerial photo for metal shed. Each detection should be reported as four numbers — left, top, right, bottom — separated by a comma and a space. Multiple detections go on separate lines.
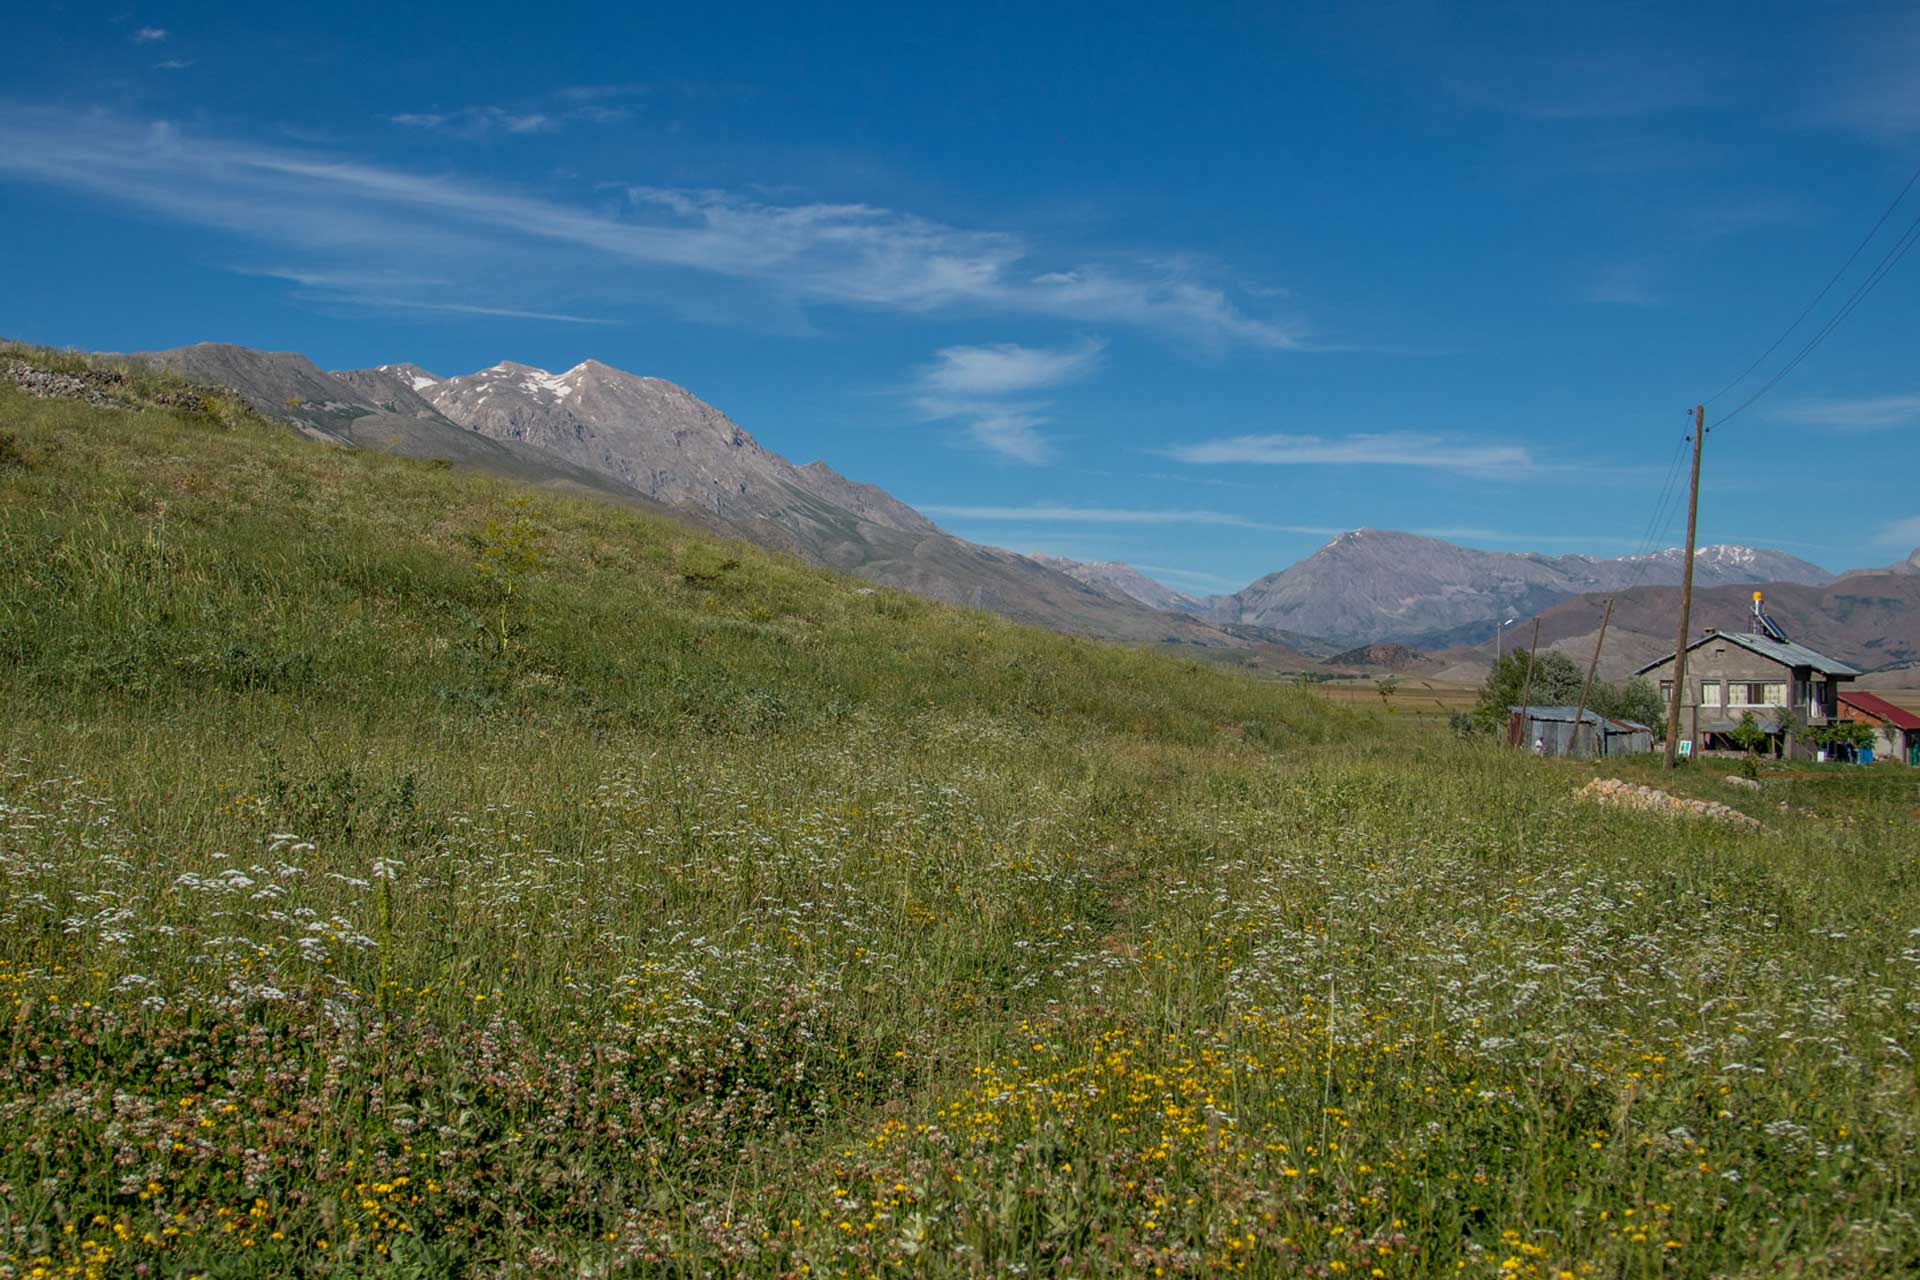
1506, 706, 1655, 757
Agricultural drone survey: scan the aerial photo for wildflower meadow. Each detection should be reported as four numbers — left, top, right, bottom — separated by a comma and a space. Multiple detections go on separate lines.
1, 378, 1916, 1276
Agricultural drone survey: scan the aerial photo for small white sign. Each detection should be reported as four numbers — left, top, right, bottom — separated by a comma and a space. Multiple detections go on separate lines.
1678, 740, 1693, 758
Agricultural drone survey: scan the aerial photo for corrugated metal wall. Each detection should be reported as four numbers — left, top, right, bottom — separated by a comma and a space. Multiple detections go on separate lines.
1507, 714, 1653, 757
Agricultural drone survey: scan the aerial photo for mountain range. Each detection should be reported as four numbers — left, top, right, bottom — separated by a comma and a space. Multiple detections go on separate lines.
1183, 528, 1835, 649
1437, 573, 1920, 684
66, 340, 1905, 669
114, 343, 1313, 667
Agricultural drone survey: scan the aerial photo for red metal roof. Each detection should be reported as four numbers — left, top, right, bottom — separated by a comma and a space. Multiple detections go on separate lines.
1838, 690, 1920, 731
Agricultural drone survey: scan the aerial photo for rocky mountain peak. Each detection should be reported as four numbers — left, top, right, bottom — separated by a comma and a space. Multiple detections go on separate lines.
375, 363, 443, 393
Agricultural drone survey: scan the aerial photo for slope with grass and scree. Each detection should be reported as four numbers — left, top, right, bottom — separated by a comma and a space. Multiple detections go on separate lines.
2, 366, 1917, 1278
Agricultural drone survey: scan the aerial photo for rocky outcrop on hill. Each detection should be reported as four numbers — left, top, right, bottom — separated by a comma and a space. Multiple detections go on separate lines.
5, 353, 216, 413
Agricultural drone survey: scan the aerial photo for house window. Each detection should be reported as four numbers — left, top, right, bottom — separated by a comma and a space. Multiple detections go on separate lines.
1730, 682, 1786, 707
1701, 681, 1721, 706
1659, 679, 1673, 703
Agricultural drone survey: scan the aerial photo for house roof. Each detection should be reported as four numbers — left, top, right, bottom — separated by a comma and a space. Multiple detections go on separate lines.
1508, 706, 1653, 732
1633, 630, 1861, 678
1838, 690, 1920, 731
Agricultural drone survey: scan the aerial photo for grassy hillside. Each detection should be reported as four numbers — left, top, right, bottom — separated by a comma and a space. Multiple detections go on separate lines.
1, 380, 1918, 1278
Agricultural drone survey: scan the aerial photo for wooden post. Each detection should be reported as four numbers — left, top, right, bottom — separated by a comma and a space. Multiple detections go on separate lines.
1517, 618, 1542, 751
1570, 596, 1614, 757
1664, 406, 1706, 769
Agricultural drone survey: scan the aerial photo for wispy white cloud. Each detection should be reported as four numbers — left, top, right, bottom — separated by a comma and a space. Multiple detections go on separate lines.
1779, 394, 1920, 430
919, 504, 1339, 533
391, 108, 557, 136
617, 188, 1297, 342
921, 339, 1102, 396
1135, 563, 1243, 590
1820, 14, 1920, 138
1436, 36, 1707, 122
1583, 261, 1662, 307
911, 406, 1053, 465
132, 26, 169, 43
1164, 432, 1533, 472
909, 341, 1104, 463
1875, 514, 1920, 546
242, 266, 607, 324
367, 299, 608, 323
153, 58, 193, 71
1688, 195, 1816, 239
0, 110, 1298, 348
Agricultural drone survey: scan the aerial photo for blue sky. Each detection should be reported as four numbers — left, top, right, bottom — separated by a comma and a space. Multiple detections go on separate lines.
4, 1, 1920, 589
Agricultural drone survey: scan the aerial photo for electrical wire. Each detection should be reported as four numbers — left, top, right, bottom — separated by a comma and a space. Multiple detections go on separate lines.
1703, 162, 1920, 409
1613, 428, 1691, 597
1714, 199, 1920, 426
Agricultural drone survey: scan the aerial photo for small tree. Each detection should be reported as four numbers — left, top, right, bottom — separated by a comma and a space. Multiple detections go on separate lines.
1472, 649, 1584, 734
1606, 677, 1665, 729
1810, 720, 1875, 759
1726, 711, 1770, 756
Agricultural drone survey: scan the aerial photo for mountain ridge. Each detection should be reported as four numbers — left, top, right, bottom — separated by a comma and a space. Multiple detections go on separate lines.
101, 341, 1312, 668
1431, 573, 1920, 682
1193, 528, 1834, 648
92, 341, 1872, 658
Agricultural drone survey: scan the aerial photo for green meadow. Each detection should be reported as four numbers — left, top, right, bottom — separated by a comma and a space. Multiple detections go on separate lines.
1, 370, 1916, 1277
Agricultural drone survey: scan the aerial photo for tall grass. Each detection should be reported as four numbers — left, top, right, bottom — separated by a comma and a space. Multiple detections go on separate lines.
1, 381, 1916, 1277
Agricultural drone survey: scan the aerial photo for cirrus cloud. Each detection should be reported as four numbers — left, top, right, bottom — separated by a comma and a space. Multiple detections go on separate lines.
0, 108, 1300, 349
921, 339, 1103, 396
910, 340, 1104, 463
1779, 394, 1920, 430
1165, 431, 1533, 472
918, 504, 1340, 533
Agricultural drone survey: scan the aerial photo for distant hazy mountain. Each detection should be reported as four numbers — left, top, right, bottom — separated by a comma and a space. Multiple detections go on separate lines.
1434, 572, 1920, 682
111, 343, 1310, 667
1840, 547, 1920, 579
1028, 555, 1200, 612
1201, 528, 1835, 647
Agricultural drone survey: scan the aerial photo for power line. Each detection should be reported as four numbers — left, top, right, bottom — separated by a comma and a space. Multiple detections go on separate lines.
1634, 430, 1690, 555
1614, 427, 1691, 596
1704, 162, 1920, 410
1714, 197, 1920, 427
1512, 166, 1918, 650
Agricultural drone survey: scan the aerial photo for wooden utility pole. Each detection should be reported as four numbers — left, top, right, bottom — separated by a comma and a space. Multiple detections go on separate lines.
1516, 618, 1542, 750
1663, 406, 1707, 769
1570, 595, 1615, 757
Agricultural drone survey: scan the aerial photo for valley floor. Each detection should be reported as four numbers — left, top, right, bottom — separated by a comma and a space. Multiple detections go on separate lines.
2, 385, 1917, 1278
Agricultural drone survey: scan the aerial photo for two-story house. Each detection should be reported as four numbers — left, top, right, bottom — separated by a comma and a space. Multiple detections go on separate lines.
1633, 593, 1859, 759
